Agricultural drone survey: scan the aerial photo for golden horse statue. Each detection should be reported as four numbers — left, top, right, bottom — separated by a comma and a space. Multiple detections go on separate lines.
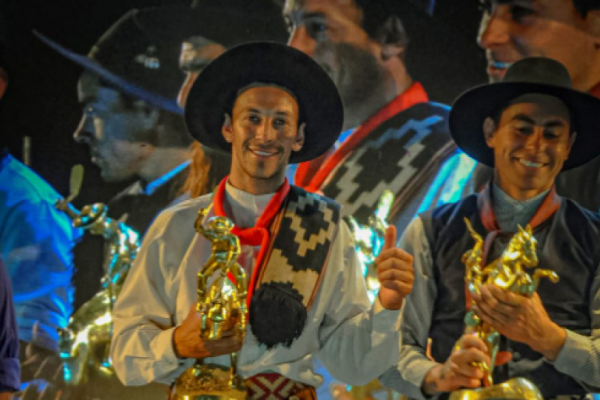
172, 206, 248, 400
55, 166, 140, 387
451, 219, 559, 400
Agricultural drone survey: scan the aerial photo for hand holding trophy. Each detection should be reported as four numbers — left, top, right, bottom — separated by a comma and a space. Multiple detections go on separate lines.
172, 206, 247, 400
449, 219, 559, 400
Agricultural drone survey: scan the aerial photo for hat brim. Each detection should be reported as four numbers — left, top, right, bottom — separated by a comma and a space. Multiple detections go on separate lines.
450, 82, 600, 171
35, 31, 182, 115
184, 42, 343, 164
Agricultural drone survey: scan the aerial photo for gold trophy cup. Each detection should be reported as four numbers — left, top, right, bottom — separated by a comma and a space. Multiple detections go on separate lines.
171, 206, 248, 400
449, 219, 559, 400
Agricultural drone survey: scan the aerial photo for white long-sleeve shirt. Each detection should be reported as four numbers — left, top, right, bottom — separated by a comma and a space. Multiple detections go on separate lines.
110, 183, 402, 388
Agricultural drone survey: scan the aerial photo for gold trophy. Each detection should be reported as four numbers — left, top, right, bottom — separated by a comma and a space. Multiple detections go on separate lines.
54, 165, 140, 385
346, 190, 394, 303
171, 206, 248, 400
449, 219, 560, 400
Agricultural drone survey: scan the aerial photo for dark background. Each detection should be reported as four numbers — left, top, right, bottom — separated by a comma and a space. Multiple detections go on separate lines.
0, 0, 487, 208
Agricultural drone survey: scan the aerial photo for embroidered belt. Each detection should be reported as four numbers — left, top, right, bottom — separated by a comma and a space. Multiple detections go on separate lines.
246, 373, 316, 400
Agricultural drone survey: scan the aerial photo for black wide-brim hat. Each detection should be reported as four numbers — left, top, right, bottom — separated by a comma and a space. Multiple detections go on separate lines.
35, 4, 286, 115
450, 57, 600, 170
184, 42, 344, 164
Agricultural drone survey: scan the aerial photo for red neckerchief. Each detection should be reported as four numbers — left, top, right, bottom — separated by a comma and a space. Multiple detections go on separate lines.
295, 82, 429, 192
212, 176, 290, 309
588, 81, 600, 99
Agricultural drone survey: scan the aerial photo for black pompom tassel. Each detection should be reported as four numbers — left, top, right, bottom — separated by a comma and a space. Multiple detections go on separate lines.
249, 282, 307, 349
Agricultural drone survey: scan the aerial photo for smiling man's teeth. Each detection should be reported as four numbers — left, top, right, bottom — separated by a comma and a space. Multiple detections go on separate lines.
519, 159, 543, 168
254, 150, 274, 156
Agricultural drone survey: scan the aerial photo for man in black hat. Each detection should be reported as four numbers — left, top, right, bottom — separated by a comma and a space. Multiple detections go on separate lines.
380, 57, 600, 399
474, 0, 600, 212
175, 0, 287, 200
111, 42, 414, 400
283, 0, 477, 234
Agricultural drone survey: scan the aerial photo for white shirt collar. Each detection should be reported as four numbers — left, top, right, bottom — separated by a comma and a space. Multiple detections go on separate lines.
224, 180, 275, 228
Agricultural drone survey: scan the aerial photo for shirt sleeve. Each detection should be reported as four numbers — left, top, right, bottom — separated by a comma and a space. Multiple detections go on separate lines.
379, 216, 440, 400
110, 210, 189, 386
0, 258, 20, 393
0, 195, 77, 350
552, 262, 600, 392
315, 221, 403, 386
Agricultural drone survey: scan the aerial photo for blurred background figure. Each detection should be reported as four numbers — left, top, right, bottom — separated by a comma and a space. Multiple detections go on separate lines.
0, 10, 80, 390
474, 0, 600, 211
284, 0, 477, 235
0, 257, 20, 400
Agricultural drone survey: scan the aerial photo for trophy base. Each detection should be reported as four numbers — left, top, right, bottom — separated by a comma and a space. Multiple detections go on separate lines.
171, 363, 247, 400
449, 378, 543, 400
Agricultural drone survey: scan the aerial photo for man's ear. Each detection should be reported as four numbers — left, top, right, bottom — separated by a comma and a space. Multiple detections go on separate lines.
132, 100, 160, 131
222, 114, 233, 143
377, 16, 408, 61
483, 117, 497, 147
292, 123, 306, 152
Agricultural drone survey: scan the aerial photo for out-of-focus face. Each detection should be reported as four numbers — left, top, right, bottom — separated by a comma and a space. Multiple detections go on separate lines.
283, 0, 390, 117
73, 72, 153, 182
222, 85, 304, 193
478, 0, 600, 91
177, 36, 226, 107
485, 93, 574, 199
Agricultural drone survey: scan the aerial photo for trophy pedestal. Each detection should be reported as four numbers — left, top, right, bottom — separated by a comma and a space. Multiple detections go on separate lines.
449, 378, 543, 400
172, 363, 247, 400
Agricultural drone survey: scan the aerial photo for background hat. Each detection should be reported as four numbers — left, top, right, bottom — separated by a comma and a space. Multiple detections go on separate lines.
184, 42, 344, 164
36, 3, 286, 115
449, 57, 600, 171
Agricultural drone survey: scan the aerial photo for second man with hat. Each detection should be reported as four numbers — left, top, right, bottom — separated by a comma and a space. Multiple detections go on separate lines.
381, 57, 600, 398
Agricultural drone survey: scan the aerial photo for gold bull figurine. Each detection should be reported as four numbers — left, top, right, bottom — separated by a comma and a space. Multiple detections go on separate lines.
172, 206, 248, 400
450, 219, 559, 400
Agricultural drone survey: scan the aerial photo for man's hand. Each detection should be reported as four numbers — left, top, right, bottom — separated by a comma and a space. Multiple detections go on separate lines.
472, 284, 566, 360
422, 335, 490, 395
173, 302, 243, 359
376, 226, 414, 310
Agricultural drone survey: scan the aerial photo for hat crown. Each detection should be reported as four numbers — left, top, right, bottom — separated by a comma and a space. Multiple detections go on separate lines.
504, 57, 573, 89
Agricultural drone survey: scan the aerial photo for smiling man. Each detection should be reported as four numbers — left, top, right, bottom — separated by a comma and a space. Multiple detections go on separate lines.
380, 57, 600, 399
111, 42, 414, 400
474, 0, 600, 212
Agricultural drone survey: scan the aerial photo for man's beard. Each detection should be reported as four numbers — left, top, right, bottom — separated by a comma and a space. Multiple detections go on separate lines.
313, 42, 389, 118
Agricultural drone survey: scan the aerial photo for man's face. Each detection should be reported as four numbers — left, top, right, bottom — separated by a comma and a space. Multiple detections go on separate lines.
74, 72, 153, 182
222, 85, 304, 190
177, 37, 226, 107
486, 94, 573, 197
478, 0, 600, 90
283, 0, 389, 115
